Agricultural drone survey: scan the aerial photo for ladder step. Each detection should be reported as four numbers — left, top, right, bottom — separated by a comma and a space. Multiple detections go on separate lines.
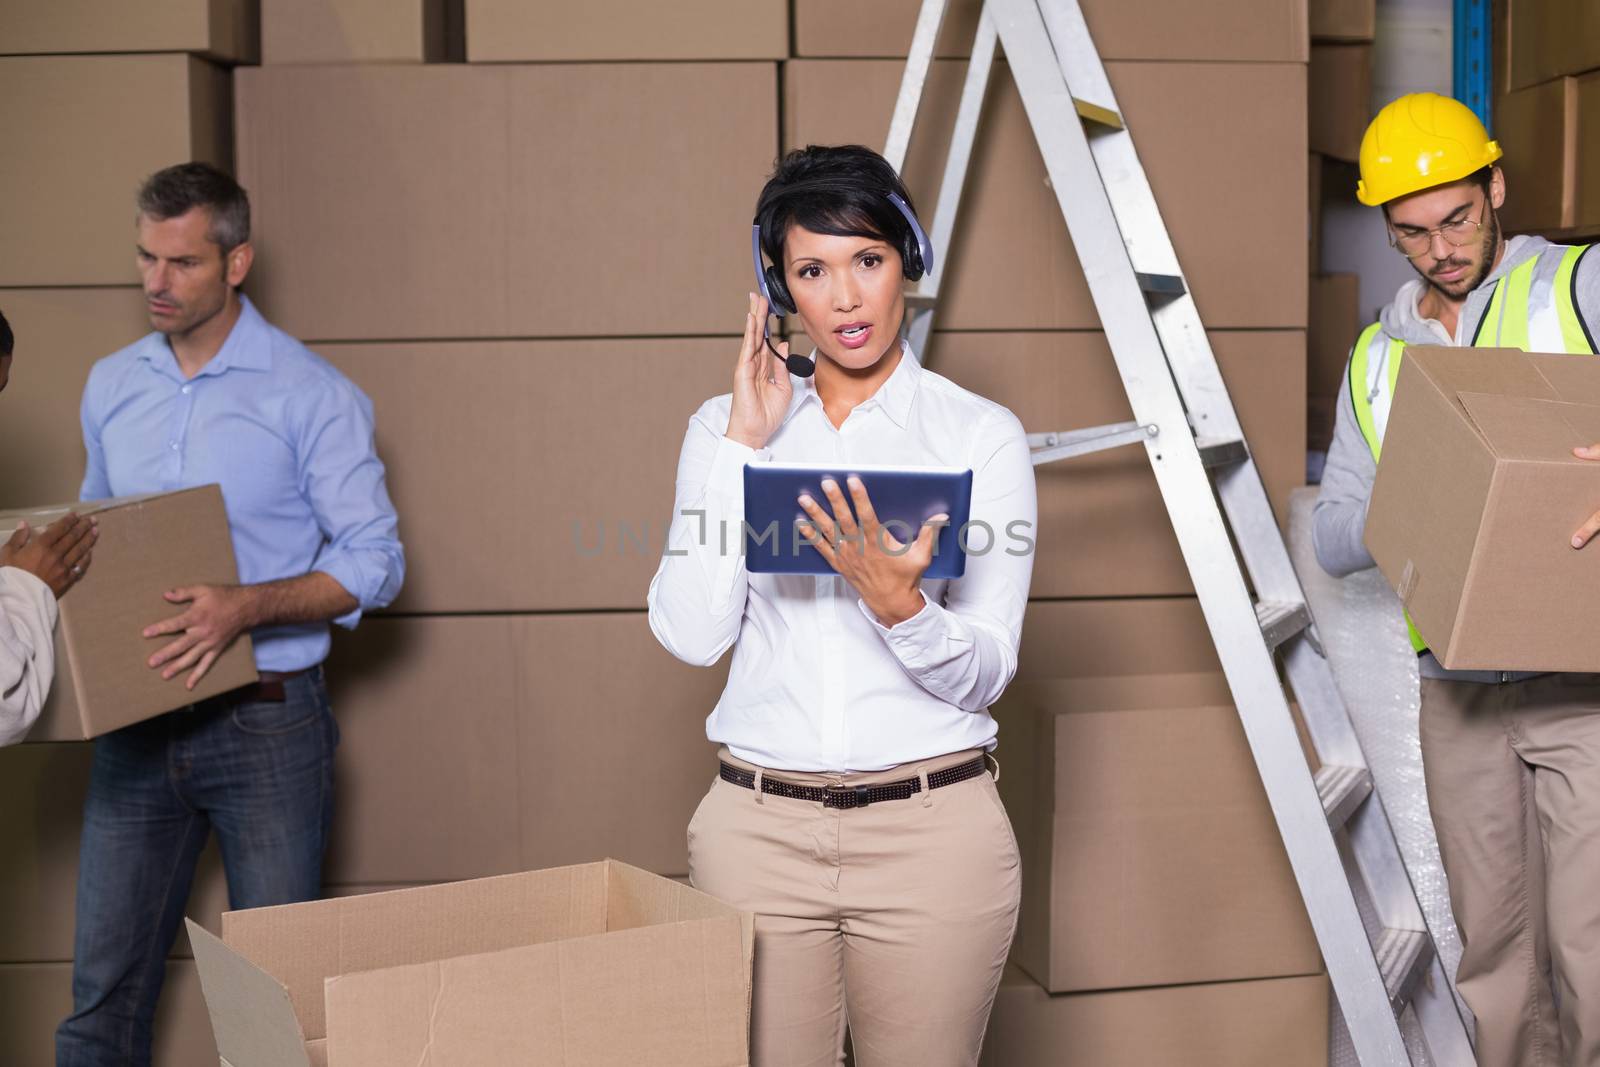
1255, 600, 1310, 651
1196, 437, 1248, 468
1135, 272, 1185, 297
1374, 927, 1433, 1008
1072, 97, 1123, 129
904, 292, 938, 310
1313, 764, 1372, 832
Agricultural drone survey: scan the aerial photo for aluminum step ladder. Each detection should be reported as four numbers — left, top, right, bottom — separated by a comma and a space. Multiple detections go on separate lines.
883, 1, 1475, 1063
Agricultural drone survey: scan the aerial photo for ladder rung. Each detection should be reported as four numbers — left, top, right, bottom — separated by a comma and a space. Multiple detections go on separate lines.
1196, 437, 1248, 468
1255, 600, 1310, 651
1313, 764, 1372, 832
1072, 97, 1123, 129
904, 292, 938, 310
1374, 927, 1433, 1008
1135, 272, 1185, 297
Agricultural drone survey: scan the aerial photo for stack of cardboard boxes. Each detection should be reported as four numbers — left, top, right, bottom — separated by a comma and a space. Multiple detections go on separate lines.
1494, 0, 1600, 240
0, 0, 1328, 1062
1306, 0, 1375, 461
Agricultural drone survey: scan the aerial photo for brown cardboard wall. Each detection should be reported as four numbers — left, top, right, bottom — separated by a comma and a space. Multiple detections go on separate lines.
261, 0, 463, 63
980, 967, 1329, 1067
320, 338, 730, 614
465, 0, 787, 61
1497, 76, 1576, 234
1311, 0, 1376, 41
997, 674, 1322, 992
323, 329, 1300, 614
792, 0, 1308, 61
0, 1, 259, 61
932, 331, 1305, 598
322, 613, 730, 884
0, 960, 216, 1067
1308, 274, 1361, 451
0, 289, 149, 507
1507, 0, 1600, 92
0, 56, 232, 287
236, 63, 777, 342
1576, 74, 1600, 232
1310, 44, 1374, 162
785, 60, 1308, 330
1013, 598, 1221, 683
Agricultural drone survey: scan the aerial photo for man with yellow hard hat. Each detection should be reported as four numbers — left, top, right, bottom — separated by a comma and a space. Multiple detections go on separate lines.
1315, 92, 1600, 1066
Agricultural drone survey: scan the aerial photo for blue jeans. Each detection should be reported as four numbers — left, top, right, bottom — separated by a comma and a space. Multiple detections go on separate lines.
55, 667, 338, 1067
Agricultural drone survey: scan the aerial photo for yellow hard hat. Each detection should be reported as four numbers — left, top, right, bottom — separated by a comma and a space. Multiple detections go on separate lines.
1356, 92, 1502, 206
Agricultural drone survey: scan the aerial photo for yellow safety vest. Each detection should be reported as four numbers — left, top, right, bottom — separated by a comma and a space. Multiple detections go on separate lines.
1349, 243, 1597, 653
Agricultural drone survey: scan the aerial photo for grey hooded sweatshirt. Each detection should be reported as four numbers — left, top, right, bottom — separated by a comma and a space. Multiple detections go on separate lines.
1312, 235, 1600, 679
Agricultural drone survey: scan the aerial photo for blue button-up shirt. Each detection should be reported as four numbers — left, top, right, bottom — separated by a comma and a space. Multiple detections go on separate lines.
80, 295, 404, 672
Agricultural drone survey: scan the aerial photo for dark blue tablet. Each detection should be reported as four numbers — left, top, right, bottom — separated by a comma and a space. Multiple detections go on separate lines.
743, 462, 974, 578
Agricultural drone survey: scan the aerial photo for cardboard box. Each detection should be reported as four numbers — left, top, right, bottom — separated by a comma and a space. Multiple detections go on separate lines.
995, 673, 1321, 992
0, 0, 258, 62
785, 60, 1307, 330
465, 0, 786, 60
261, 0, 462, 64
1366, 346, 1600, 670
323, 613, 729, 884
1310, 44, 1374, 162
793, 0, 1308, 61
0, 960, 218, 1067
1575, 72, 1600, 231
1308, 274, 1362, 451
980, 966, 1329, 1067
1015, 597, 1221, 682
189, 861, 754, 1067
0, 56, 231, 288
0, 288, 150, 508
321, 337, 728, 613
236, 63, 774, 341
1312, 0, 1375, 41
1508, 0, 1600, 92
3, 488, 258, 741
1497, 76, 1577, 234
930, 330, 1304, 598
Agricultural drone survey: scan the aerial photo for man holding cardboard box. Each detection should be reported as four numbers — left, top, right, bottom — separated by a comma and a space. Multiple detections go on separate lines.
55, 164, 405, 1067
0, 307, 99, 745
1314, 93, 1600, 1066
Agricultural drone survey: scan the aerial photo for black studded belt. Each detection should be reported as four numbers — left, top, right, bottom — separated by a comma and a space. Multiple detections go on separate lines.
718, 756, 989, 809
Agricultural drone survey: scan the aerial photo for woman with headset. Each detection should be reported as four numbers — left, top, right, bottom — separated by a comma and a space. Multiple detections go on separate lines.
647, 144, 1036, 1066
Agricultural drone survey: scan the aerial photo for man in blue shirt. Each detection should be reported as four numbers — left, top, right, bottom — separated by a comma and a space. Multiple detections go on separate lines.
56, 163, 405, 1066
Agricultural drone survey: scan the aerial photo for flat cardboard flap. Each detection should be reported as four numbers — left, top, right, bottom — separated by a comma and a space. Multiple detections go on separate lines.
323, 916, 752, 1066
1407, 345, 1561, 415
188, 920, 313, 1067
1529, 350, 1600, 405
605, 859, 756, 978
222, 863, 614, 1040
1458, 393, 1600, 460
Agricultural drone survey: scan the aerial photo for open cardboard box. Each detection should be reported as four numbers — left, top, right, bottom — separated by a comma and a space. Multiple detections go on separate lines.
187, 859, 754, 1066
1366, 346, 1600, 670
1, 486, 257, 740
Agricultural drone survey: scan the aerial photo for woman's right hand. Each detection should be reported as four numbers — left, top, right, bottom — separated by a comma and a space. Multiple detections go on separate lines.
726, 292, 794, 451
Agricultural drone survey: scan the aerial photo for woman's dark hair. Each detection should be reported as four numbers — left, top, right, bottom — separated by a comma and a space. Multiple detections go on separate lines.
755, 145, 919, 269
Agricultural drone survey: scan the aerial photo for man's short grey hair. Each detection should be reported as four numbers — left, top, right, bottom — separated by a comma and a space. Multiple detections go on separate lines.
136, 162, 251, 252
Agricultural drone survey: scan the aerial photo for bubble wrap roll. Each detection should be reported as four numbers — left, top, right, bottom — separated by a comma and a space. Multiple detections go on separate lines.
1287, 488, 1472, 1066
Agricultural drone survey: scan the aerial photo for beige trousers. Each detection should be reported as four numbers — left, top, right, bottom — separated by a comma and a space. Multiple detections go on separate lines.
1420, 673, 1600, 1067
687, 747, 1021, 1067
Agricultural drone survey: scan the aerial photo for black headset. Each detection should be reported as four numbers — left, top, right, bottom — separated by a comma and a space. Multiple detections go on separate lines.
750, 191, 935, 378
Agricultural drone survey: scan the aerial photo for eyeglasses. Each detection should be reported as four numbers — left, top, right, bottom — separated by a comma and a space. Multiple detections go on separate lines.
1388, 207, 1486, 259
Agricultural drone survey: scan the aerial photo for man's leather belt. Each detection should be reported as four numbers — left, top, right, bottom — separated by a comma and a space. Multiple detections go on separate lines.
718, 756, 989, 809
224, 669, 308, 705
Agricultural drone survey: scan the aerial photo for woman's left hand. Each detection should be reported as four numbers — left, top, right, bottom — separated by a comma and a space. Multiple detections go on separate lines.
798, 476, 947, 628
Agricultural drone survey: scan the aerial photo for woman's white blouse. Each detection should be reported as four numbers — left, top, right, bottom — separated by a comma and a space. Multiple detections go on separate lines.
647, 343, 1037, 772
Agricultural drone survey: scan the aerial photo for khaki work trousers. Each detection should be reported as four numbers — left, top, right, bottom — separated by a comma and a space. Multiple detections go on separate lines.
687, 747, 1021, 1067
1421, 673, 1600, 1067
